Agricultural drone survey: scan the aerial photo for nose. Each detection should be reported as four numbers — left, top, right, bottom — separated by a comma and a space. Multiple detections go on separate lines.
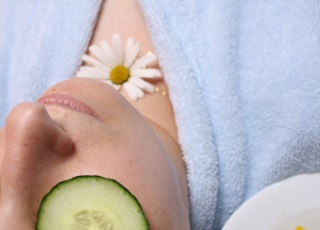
0, 102, 74, 226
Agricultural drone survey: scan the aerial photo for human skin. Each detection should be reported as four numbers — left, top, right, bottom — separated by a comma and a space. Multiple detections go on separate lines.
0, 78, 190, 229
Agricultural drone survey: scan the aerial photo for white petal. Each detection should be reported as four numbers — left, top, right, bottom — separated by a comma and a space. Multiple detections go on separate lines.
89, 45, 109, 65
131, 68, 162, 78
130, 54, 157, 70
112, 84, 121, 90
123, 82, 144, 101
100, 40, 117, 67
124, 39, 140, 67
112, 33, 123, 65
129, 77, 155, 92
82, 55, 110, 72
76, 66, 109, 79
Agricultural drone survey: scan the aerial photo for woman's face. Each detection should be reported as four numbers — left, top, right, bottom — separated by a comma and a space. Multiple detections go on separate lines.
0, 78, 189, 229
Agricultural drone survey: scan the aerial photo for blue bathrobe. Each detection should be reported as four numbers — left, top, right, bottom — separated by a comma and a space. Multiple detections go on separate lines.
1, 1, 320, 229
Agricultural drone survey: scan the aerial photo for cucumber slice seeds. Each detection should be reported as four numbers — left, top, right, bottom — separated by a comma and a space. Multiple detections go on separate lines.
35, 175, 149, 230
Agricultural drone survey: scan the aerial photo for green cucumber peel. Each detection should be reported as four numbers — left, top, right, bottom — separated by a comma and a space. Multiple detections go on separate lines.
35, 175, 149, 230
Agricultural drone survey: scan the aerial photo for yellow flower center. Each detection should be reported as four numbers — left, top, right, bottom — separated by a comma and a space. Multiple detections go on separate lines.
110, 66, 130, 85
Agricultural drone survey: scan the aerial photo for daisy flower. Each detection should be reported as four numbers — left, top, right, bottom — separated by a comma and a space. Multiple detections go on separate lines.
76, 33, 162, 100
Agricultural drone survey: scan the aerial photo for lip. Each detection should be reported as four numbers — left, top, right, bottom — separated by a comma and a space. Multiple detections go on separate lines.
37, 93, 101, 120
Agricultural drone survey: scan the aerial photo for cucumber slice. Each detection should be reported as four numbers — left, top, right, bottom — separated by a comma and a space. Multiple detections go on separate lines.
36, 175, 149, 230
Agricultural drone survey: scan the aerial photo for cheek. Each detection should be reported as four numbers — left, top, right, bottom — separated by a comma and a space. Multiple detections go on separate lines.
73, 130, 172, 190
116, 143, 184, 229
73, 138, 183, 229
55, 113, 186, 228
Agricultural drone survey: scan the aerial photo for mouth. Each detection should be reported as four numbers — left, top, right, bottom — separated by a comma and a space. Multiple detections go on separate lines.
37, 93, 101, 120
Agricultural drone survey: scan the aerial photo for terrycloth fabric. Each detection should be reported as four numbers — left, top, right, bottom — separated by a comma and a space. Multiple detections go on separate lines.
1, 1, 320, 230
0, 0, 102, 125
138, 0, 320, 229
